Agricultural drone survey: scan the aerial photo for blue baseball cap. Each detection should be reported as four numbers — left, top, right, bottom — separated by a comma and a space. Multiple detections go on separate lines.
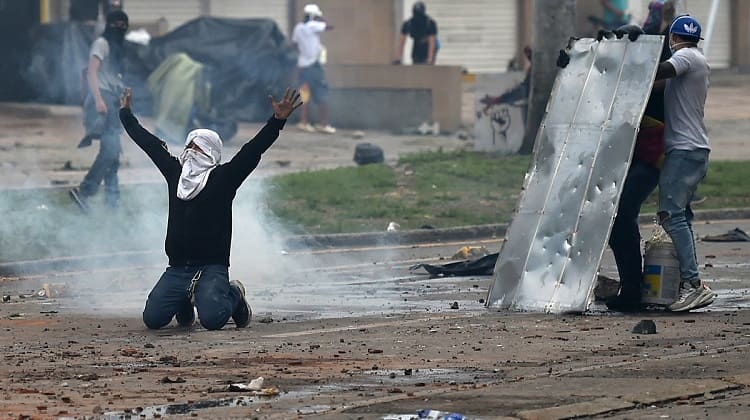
669, 15, 703, 40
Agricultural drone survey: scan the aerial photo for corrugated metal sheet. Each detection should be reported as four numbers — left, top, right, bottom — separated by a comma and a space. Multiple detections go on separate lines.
124, 0, 289, 35
124, 0, 202, 31
486, 35, 664, 313
404, 0, 518, 73
630, 0, 730, 68
210, 0, 290, 35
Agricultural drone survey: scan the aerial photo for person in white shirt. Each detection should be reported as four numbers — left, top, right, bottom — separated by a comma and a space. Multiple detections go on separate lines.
653, 14, 715, 312
292, 4, 335, 134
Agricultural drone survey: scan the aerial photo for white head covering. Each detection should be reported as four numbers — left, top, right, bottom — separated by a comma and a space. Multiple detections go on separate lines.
304, 4, 323, 17
177, 129, 222, 201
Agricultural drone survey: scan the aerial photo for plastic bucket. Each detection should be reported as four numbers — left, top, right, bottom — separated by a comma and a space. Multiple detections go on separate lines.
642, 242, 681, 305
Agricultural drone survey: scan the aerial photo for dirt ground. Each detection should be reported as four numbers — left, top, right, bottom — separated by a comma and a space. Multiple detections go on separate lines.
1, 219, 750, 419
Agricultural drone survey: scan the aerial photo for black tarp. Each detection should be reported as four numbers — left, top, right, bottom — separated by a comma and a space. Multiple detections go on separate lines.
24, 17, 296, 124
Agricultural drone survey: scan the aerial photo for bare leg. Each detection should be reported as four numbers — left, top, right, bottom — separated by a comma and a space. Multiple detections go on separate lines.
318, 103, 328, 127
299, 102, 310, 125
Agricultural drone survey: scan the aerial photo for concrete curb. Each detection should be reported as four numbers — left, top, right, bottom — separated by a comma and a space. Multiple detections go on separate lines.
283, 207, 750, 250
2, 208, 750, 277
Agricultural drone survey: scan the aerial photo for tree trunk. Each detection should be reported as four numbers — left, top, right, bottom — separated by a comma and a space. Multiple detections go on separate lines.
520, 0, 576, 155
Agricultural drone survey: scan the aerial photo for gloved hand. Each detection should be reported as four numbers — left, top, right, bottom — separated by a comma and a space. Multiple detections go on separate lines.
556, 50, 571, 68
614, 24, 645, 41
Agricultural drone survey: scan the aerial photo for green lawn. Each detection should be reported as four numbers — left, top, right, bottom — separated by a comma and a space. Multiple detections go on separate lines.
1, 152, 749, 262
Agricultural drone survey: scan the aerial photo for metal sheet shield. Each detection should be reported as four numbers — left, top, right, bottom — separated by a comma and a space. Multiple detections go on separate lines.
486, 35, 664, 313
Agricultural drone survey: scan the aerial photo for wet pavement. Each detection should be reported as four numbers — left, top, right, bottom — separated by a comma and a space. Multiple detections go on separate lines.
1, 219, 749, 418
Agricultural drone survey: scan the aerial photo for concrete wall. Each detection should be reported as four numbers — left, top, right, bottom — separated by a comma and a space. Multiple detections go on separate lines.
291, 0, 397, 65
324, 64, 463, 131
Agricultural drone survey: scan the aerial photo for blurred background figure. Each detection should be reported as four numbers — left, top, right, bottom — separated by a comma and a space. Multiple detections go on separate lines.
69, 10, 129, 212
600, 0, 630, 30
69, 0, 123, 25
292, 3, 336, 134
394, 1, 439, 65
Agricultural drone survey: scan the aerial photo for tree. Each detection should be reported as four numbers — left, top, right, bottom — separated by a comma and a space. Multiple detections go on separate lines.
520, 0, 576, 155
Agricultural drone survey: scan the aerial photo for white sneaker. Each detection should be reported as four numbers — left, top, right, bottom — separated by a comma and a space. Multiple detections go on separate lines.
297, 123, 316, 133
669, 282, 715, 312
317, 125, 336, 134
690, 285, 717, 310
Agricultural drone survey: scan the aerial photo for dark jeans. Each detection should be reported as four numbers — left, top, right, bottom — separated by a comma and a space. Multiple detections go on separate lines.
608, 160, 660, 298
143, 264, 241, 330
80, 91, 122, 207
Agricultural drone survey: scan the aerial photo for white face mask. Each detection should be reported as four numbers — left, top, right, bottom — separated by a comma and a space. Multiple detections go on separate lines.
177, 130, 222, 201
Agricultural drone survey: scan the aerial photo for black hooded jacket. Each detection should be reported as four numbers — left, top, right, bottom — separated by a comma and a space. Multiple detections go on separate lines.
120, 107, 286, 267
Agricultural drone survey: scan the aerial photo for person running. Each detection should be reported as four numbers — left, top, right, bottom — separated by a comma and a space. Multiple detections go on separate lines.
70, 10, 129, 211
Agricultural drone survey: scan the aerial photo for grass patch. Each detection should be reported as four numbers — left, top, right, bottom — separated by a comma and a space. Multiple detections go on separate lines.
267, 150, 531, 234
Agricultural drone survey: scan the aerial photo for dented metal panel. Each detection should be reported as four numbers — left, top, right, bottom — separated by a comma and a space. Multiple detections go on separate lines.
486, 35, 664, 313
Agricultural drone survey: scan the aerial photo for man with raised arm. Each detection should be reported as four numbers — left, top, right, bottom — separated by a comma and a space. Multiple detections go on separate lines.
119, 87, 302, 330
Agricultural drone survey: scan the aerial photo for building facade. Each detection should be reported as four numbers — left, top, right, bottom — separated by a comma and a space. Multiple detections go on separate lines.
43, 0, 748, 72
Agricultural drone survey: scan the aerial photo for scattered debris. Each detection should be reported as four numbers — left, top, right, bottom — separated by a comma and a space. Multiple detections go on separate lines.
75, 373, 99, 381
258, 316, 274, 324
226, 377, 279, 396
452, 246, 489, 260
120, 347, 144, 357
368, 348, 383, 354
632, 320, 657, 335
353, 142, 384, 165
410, 253, 499, 277
350, 130, 366, 139
2, 295, 10, 302
387, 222, 401, 232
8, 313, 25, 319
275, 160, 291, 167
702, 228, 750, 242
450, 302, 460, 310
36, 283, 70, 299
417, 121, 440, 135
160, 376, 186, 384
385, 409, 465, 420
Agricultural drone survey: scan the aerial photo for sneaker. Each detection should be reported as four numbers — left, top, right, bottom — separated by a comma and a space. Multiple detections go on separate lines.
175, 305, 195, 327
297, 122, 316, 133
68, 188, 89, 213
668, 282, 715, 312
317, 125, 336, 134
689, 285, 717, 310
230, 280, 252, 328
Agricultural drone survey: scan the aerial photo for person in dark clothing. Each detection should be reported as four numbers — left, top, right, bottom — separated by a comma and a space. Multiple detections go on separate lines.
69, 10, 129, 211
69, 0, 123, 24
118, 87, 302, 330
395, 1, 438, 65
606, 9, 674, 312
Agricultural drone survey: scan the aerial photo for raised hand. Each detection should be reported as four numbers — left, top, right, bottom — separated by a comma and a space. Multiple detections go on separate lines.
269, 88, 303, 120
120, 87, 132, 109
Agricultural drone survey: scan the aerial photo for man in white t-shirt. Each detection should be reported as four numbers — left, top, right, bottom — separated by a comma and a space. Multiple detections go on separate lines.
292, 4, 335, 134
653, 14, 715, 312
